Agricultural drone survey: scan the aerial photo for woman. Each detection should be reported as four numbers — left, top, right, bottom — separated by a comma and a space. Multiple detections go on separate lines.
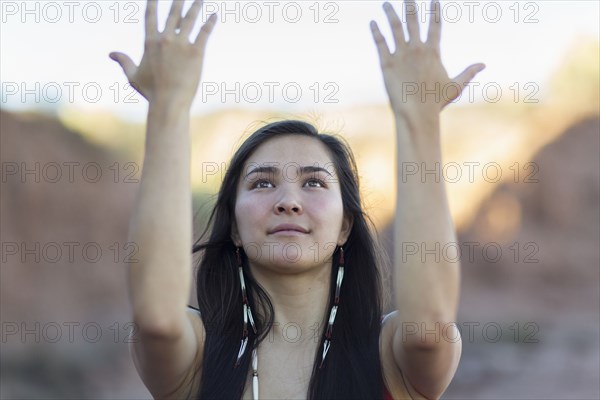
110, 0, 485, 399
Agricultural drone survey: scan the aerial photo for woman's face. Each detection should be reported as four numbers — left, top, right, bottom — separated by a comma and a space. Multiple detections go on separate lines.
232, 135, 352, 273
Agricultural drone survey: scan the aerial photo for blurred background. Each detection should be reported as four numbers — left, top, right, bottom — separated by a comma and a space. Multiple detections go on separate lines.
1, 0, 598, 398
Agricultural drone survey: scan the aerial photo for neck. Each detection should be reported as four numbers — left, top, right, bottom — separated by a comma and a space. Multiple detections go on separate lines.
248, 261, 332, 346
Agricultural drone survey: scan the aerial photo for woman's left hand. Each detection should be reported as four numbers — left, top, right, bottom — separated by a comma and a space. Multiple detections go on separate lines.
370, 0, 485, 122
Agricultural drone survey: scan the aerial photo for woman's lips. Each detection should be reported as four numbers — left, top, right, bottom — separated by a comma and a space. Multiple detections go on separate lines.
269, 230, 307, 236
268, 224, 309, 234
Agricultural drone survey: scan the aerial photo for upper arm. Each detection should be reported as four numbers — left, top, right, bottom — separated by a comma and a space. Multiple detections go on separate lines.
129, 307, 206, 399
383, 311, 462, 400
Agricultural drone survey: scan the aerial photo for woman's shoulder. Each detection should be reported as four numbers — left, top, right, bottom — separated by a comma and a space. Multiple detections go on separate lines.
379, 310, 430, 400
381, 310, 398, 324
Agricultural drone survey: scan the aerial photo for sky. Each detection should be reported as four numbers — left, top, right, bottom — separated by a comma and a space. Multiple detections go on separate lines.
1, 0, 598, 122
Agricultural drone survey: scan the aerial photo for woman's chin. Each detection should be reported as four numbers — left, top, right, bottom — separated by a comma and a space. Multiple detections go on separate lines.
253, 257, 326, 275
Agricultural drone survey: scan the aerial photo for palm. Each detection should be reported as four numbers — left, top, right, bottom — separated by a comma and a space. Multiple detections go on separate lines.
109, 0, 217, 105
370, 0, 484, 117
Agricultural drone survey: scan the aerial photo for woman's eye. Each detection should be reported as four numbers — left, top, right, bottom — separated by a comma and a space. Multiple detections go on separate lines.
305, 178, 326, 188
252, 179, 273, 189
251, 178, 325, 189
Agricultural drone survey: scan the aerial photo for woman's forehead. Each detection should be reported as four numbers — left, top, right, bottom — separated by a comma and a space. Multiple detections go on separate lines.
244, 135, 333, 166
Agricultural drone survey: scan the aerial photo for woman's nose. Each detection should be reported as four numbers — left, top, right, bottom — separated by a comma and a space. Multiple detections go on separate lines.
274, 190, 302, 214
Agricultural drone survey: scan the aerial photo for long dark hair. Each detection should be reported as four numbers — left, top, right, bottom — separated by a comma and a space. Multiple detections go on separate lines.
190, 120, 389, 399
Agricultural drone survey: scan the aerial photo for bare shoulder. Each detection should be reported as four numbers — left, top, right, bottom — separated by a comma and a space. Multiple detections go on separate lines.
380, 311, 429, 400
129, 307, 206, 399
177, 307, 205, 397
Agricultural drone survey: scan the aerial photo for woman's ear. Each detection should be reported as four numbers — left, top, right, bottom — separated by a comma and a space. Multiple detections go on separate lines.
338, 214, 354, 246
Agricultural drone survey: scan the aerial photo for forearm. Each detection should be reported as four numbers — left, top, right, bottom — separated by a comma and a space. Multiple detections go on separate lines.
393, 113, 461, 337
127, 98, 193, 334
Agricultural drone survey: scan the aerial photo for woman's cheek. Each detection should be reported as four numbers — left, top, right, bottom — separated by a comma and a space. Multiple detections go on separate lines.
235, 196, 253, 241
311, 195, 344, 222
235, 196, 266, 239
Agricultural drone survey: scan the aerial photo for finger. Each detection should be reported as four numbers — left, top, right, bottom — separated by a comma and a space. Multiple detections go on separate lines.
145, 0, 158, 39
448, 63, 486, 101
382, 2, 406, 51
109, 52, 137, 81
164, 0, 185, 35
370, 21, 392, 68
194, 13, 217, 50
426, 0, 441, 49
453, 63, 485, 86
180, 0, 203, 37
404, 0, 420, 44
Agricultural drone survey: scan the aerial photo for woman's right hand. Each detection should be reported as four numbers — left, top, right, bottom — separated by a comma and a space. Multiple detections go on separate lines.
109, 0, 217, 107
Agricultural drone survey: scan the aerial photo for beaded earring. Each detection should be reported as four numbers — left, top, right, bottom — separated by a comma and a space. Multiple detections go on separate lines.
234, 247, 257, 367
319, 246, 345, 369
234, 246, 259, 398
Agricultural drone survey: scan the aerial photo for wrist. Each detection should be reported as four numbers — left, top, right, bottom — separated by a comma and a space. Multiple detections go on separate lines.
150, 92, 193, 112
149, 96, 192, 118
394, 110, 442, 162
393, 108, 440, 137
146, 100, 192, 140
393, 104, 440, 124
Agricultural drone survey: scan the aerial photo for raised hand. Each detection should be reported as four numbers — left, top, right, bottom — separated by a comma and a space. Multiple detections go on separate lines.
109, 0, 217, 107
370, 0, 484, 120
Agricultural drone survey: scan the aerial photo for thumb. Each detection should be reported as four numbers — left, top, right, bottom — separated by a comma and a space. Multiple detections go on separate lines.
109, 52, 137, 80
444, 63, 485, 104
453, 63, 486, 88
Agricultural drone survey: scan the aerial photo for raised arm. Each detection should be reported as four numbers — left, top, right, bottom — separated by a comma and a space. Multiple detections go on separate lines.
110, 0, 216, 397
370, 1, 484, 399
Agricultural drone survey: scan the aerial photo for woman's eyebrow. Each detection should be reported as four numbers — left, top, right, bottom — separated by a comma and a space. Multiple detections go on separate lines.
243, 165, 333, 180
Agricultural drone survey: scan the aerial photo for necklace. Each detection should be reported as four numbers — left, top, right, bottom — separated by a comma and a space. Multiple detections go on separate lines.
245, 302, 342, 400
236, 247, 346, 400
251, 346, 259, 399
